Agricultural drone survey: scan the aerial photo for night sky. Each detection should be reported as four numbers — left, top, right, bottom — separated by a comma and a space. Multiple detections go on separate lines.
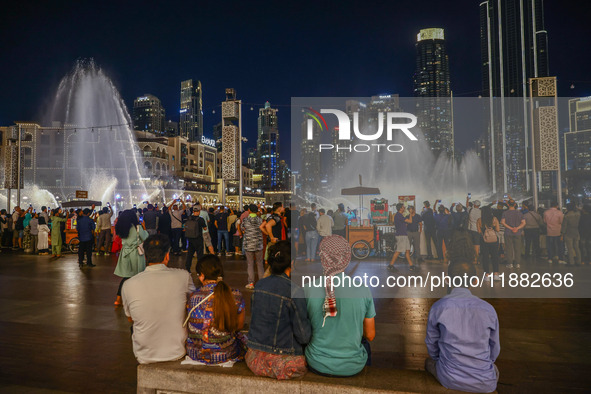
1, 0, 590, 160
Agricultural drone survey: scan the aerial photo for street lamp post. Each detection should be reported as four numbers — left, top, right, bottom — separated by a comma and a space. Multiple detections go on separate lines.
16, 124, 22, 208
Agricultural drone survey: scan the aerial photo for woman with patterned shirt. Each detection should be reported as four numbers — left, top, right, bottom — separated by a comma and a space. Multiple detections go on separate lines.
186, 255, 246, 364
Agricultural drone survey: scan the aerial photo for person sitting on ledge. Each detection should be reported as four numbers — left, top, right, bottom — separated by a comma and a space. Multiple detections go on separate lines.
185, 255, 246, 364
122, 234, 196, 364
304, 235, 376, 377
425, 261, 500, 393
246, 241, 312, 380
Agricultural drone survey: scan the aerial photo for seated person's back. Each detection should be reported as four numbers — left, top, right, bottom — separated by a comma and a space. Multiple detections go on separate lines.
304, 235, 376, 377
186, 255, 246, 364
247, 241, 312, 380
122, 234, 196, 364
425, 259, 500, 393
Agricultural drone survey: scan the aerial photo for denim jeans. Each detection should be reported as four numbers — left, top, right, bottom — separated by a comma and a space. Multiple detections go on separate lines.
481, 241, 499, 273
171, 228, 183, 253
408, 231, 421, 262
305, 230, 319, 260
546, 235, 564, 261
424, 228, 436, 257
217, 230, 230, 253
505, 233, 522, 265
524, 228, 540, 257
564, 235, 581, 265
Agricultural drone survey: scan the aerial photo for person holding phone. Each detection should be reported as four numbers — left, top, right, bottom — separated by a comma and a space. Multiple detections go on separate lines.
166, 200, 186, 255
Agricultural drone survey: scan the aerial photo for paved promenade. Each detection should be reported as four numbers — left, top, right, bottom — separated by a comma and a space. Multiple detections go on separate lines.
0, 250, 590, 393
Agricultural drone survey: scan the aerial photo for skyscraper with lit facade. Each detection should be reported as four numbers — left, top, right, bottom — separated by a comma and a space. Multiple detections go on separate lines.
179, 79, 203, 141
480, 0, 550, 195
565, 97, 591, 172
256, 101, 280, 189
413, 28, 453, 158
133, 94, 165, 135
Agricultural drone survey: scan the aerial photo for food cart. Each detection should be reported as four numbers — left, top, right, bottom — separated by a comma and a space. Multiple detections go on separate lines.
341, 182, 383, 260
58, 200, 102, 253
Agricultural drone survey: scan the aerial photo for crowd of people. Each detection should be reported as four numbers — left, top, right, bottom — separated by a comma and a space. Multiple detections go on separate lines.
385, 197, 591, 277
2, 196, 590, 393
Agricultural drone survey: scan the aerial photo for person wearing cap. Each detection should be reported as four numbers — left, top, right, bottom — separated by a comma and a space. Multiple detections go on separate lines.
184, 204, 208, 273
77, 207, 96, 268
467, 196, 482, 264
304, 235, 376, 377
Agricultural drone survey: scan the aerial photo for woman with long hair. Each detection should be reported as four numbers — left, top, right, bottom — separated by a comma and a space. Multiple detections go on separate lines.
446, 229, 475, 265
246, 241, 311, 380
185, 255, 246, 364
113, 209, 149, 306
478, 206, 500, 280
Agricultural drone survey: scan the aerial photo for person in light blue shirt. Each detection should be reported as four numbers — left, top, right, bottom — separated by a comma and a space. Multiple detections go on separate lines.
425, 262, 500, 393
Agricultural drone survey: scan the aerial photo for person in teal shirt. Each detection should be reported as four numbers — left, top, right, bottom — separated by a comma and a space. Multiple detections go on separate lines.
304, 235, 376, 377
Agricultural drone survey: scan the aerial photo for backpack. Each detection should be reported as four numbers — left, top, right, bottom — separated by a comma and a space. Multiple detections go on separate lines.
15, 216, 25, 231
483, 224, 498, 243
185, 216, 205, 238
229, 219, 237, 235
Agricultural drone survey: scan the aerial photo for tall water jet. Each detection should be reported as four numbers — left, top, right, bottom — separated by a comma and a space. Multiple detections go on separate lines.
48, 59, 145, 204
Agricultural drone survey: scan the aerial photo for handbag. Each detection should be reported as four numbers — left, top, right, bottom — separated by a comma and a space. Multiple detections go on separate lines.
136, 225, 145, 256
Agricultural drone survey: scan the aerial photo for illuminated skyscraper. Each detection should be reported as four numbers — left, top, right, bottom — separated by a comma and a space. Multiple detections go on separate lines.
256, 101, 280, 189
413, 28, 453, 158
300, 114, 320, 195
179, 79, 203, 141
480, 0, 550, 194
565, 97, 591, 171
133, 94, 165, 135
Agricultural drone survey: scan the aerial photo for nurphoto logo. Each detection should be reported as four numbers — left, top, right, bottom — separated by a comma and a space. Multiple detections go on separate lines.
304, 107, 419, 153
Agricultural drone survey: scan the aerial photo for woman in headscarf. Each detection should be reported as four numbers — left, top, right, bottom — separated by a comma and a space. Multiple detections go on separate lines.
50, 208, 67, 258
113, 210, 149, 306
304, 235, 376, 377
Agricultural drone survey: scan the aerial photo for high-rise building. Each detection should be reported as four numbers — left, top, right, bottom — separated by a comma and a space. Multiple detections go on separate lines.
480, 0, 550, 194
164, 120, 178, 137
565, 97, 591, 171
300, 114, 321, 195
256, 101, 280, 189
413, 28, 453, 158
179, 79, 203, 141
133, 94, 165, 135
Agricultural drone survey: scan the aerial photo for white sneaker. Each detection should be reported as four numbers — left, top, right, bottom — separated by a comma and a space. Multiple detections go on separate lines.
245, 283, 254, 290
493, 273, 501, 281
507, 264, 513, 268
558, 260, 567, 265
484, 273, 491, 281
515, 264, 520, 269
548, 260, 553, 264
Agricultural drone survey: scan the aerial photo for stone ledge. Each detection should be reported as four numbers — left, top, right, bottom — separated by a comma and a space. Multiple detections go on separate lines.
137, 360, 481, 394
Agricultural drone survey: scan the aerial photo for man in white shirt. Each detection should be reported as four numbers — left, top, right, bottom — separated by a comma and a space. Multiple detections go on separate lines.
122, 234, 196, 364
317, 208, 334, 244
